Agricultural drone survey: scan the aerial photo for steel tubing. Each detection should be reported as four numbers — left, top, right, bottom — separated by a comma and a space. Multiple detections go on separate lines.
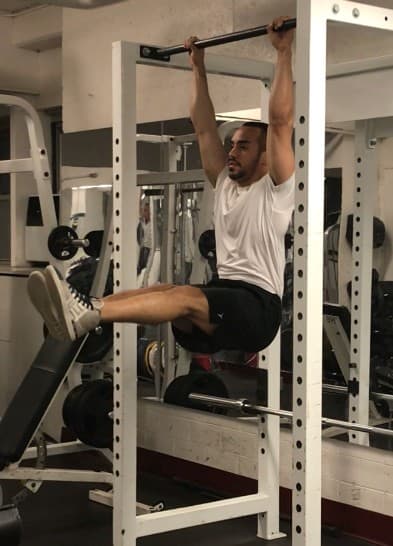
155, 18, 297, 58
189, 393, 393, 438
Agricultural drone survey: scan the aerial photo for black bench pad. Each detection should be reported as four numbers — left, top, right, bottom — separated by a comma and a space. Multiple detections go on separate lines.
0, 336, 85, 470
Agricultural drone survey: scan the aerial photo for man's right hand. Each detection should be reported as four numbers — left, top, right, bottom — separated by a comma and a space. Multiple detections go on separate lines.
184, 36, 205, 72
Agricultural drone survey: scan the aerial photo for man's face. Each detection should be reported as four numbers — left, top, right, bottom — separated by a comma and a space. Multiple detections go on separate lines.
227, 126, 267, 184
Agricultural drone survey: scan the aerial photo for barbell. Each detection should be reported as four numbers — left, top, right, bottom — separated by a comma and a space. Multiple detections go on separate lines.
47, 226, 104, 261
189, 393, 393, 439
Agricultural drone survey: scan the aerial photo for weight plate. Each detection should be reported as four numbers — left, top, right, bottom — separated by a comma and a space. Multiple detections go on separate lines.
84, 230, 104, 258
62, 384, 86, 430
71, 380, 113, 449
48, 225, 79, 261
164, 371, 228, 413
77, 323, 113, 363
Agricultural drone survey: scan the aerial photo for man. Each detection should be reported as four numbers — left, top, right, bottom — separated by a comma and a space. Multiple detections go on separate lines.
137, 201, 152, 275
28, 16, 295, 354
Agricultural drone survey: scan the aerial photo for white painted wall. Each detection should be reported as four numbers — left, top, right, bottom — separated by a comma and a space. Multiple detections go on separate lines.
0, 8, 62, 105
12, 6, 62, 51
0, 272, 43, 416
60, 0, 393, 131
0, 17, 40, 94
2, 1, 393, 125
36, 48, 62, 109
62, 0, 266, 131
138, 397, 393, 517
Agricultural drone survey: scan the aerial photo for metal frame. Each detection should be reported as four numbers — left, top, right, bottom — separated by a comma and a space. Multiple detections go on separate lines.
348, 120, 376, 445
158, 140, 178, 397
112, 3, 393, 544
294, 2, 393, 545
112, 41, 280, 545
293, 3, 326, 544
0, 94, 59, 267
188, 393, 393, 439
0, 197, 115, 496
0, 95, 56, 230
142, 19, 296, 60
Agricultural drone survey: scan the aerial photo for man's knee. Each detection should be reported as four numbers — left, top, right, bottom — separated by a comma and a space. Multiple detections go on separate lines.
171, 285, 209, 316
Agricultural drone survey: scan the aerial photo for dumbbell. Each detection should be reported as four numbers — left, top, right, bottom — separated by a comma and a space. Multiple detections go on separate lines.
48, 226, 103, 261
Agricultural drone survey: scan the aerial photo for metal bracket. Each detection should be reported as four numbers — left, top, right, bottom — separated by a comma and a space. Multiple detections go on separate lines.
348, 378, 360, 397
140, 45, 170, 62
368, 138, 377, 149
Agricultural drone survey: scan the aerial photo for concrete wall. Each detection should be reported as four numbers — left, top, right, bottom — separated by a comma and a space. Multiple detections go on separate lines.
3, 1, 393, 125
60, 0, 393, 131
0, 272, 43, 416
61, 0, 265, 131
138, 397, 393, 517
0, 7, 62, 107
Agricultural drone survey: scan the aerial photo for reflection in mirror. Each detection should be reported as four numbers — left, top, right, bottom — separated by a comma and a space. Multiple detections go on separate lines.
61, 114, 393, 451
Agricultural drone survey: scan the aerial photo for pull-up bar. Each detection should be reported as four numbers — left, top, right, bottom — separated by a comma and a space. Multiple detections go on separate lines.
140, 18, 297, 62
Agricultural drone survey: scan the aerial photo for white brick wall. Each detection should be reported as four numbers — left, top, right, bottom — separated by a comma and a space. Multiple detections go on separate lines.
138, 397, 393, 518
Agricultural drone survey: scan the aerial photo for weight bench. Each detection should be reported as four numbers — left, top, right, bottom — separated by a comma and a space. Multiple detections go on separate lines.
0, 336, 85, 470
323, 302, 351, 383
0, 336, 86, 546
0, 195, 114, 472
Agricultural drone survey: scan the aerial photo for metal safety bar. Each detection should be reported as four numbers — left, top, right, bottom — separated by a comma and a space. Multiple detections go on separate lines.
141, 18, 296, 60
189, 393, 393, 439
323, 383, 393, 403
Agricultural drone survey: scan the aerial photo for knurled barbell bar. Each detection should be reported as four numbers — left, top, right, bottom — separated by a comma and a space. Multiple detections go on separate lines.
189, 393, 393, 439
47, 226, 104, 261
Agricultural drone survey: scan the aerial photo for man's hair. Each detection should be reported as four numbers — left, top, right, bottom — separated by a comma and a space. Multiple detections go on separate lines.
241, 121, 268, 152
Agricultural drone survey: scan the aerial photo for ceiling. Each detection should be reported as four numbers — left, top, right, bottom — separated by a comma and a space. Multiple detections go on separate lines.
0, 0, 392, 16
0, 1, 43, 14
0, 0, 125, 14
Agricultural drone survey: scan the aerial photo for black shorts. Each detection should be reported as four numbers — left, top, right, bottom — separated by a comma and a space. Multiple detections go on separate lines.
172, 278, 281, 354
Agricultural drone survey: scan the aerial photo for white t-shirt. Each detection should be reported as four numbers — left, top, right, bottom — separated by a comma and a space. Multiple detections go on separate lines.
214, 168, 295, 296
140, 219, 152, 249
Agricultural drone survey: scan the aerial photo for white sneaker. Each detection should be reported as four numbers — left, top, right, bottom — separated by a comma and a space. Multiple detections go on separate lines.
44, 265, 102, 341
27, 270, 69, 341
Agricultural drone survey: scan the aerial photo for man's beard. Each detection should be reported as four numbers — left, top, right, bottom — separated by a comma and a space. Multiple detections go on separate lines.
228, 165, 245, 181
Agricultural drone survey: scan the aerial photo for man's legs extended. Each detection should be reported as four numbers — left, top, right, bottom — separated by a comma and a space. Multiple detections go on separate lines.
28, 266, 216, 342
100, 285, 214, 331
103, 283, 175, 302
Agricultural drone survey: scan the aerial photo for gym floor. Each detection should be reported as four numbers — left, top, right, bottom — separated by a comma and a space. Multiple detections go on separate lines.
1, 454, 375, 546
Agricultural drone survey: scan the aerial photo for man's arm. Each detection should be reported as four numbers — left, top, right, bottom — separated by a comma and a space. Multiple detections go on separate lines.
267, 17, 295, 185
186, 37, 227, 187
